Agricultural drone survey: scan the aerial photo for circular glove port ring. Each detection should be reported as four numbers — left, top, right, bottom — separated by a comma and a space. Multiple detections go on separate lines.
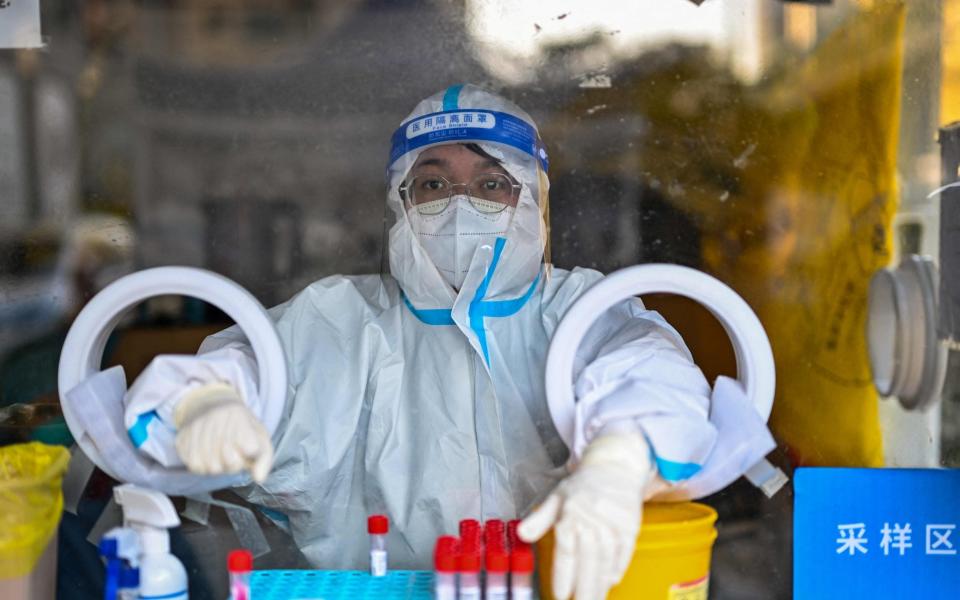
867, 255, 946, 411
544, 264, 776, 450
58, 267, 287, 479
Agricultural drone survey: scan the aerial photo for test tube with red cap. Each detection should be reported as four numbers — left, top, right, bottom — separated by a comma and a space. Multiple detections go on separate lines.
510, 545, 535, 600
367, 514, 389, 577
507, 519, 521, 549
433, 536, 458, 600
227, 549, 253, 600
460, 519, 481, 545
485, 546, 509, 600
483, 519, 505, 550
458, 540, 482, 600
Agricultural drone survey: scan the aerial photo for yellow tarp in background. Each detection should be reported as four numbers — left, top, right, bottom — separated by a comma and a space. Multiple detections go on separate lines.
701, 2, 905, 467
547, 2, 905, 467
942, 0, 960, 126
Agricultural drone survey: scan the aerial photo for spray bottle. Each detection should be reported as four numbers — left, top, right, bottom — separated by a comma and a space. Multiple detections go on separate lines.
113, 484, 188, 600
99, 527, 140, 600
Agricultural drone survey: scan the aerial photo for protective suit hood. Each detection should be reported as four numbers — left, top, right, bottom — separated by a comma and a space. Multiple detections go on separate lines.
386, 84, 550, 316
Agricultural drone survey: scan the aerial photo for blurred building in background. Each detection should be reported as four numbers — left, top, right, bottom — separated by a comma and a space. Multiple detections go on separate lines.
1, 1, 958, 598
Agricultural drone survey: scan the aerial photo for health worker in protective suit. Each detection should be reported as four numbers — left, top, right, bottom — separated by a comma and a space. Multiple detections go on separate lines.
121, 85, 769, 600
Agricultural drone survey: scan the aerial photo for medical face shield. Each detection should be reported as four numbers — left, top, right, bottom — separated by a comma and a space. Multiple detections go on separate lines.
383, 85, 552, 297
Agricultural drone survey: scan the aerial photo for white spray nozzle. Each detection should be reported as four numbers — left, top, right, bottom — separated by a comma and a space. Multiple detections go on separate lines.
113, 484, 180, 555
114, 484, 180, 529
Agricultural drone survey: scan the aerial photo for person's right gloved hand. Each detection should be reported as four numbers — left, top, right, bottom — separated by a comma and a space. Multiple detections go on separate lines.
173, 382, 274, 483
517, 429, 657, 600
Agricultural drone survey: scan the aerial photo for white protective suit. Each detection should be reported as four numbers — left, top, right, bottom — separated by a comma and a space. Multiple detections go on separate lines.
123, 84, 723, 569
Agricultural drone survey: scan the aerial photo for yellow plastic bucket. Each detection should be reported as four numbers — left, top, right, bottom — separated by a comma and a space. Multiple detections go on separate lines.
537, 502, 718, 600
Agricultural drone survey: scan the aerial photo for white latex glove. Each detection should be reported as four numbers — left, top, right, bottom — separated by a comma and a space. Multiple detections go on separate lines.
173, 383, 273, 483
518, 430, 656, 600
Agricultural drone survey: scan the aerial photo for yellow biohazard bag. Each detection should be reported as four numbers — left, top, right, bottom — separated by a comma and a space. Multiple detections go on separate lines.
0, 442, 70, 579
544, 2, 904, 467
699, 2, 906, 467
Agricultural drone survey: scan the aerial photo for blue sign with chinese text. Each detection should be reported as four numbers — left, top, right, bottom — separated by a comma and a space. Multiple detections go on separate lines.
794, 468, 960, 599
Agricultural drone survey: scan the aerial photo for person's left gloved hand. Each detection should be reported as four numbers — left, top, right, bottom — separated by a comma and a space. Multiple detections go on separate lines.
517, 429, 657, 600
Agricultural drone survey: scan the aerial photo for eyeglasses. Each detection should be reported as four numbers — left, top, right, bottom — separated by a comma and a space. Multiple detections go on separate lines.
399, 173, 521, 215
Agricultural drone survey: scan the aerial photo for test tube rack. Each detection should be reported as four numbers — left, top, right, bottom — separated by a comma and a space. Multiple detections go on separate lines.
249, 570, 433, 599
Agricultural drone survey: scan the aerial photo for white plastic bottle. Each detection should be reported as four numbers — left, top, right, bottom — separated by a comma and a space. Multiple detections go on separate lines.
99, 527, 141, 600
114, 484, 188, 600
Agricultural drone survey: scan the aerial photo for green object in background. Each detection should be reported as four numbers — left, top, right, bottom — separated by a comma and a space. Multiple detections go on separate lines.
0, 329, 66, 410
0, 404, 74, 448
30, 416, 74, 447
0, 326, 119, 447
0, 327, 75, 448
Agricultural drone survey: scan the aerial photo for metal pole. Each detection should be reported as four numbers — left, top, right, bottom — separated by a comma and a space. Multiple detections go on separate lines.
16, 49, 40, 221
938, 122, 960, 343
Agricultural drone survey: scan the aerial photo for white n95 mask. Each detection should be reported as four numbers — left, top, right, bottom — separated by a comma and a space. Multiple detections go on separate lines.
408, 195, 515, 290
